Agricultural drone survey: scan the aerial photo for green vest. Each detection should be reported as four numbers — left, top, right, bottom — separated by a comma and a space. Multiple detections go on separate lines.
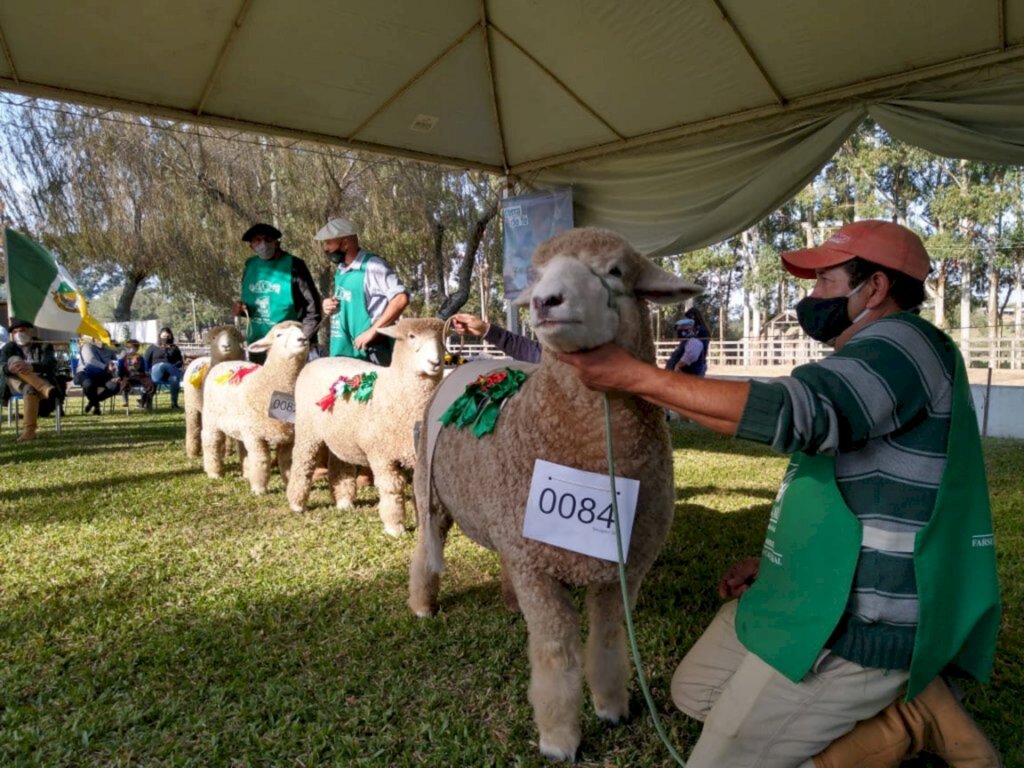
240, 253, 297, 343
329, 252, 393, 361
736, 351, 1000, 700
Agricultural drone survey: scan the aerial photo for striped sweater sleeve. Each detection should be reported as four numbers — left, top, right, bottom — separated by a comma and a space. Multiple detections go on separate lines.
737, 315, 952, 455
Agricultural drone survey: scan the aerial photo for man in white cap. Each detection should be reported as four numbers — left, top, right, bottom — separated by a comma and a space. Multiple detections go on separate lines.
315, 217, 409, 365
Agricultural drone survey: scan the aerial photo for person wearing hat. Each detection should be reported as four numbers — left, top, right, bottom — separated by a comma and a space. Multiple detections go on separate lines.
665, 307, 710, 377
315, 217, 409, 365
557, 220, 1001, 767
233, 223, 322, 358
0, 319, 62, 440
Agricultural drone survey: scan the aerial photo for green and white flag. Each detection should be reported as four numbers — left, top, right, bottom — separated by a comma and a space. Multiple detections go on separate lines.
4, 228, 110, 343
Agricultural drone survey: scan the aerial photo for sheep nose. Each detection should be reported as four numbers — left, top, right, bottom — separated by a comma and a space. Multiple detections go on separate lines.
532, 293, 563, 311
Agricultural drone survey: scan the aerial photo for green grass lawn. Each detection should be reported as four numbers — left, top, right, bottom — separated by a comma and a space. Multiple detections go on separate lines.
0, 409, 1021, 767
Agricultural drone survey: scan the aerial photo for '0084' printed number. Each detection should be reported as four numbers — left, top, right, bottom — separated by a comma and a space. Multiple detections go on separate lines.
537, 488, 615, 528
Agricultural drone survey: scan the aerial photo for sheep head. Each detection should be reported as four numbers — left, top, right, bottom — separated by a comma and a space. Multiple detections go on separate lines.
513, 228, 702, 354
205, 325, 245, 365
378, 318, 444, 378
248, 321, 308, 363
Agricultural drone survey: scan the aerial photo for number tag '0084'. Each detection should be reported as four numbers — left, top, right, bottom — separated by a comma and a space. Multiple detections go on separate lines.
522, 459, 640, 563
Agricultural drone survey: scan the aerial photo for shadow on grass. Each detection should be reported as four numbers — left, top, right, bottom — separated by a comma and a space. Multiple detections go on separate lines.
1, 468, 203, 509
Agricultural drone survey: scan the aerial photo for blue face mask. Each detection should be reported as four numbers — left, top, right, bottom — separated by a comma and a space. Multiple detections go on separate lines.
795, 281, 868, 344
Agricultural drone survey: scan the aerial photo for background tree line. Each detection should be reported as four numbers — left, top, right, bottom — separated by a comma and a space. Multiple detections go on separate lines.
0, 101, 502, 342
1, 102, 1022, 346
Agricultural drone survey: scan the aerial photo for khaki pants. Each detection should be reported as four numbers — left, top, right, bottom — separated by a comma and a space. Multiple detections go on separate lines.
672, 601, 909, 768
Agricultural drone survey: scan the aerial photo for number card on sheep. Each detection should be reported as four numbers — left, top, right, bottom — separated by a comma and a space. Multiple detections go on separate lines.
523, 459, 639, 562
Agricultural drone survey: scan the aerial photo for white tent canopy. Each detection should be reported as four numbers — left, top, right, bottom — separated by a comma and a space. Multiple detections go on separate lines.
2, 1, 1024, 253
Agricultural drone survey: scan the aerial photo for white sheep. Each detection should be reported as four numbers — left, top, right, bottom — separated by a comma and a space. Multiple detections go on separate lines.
201, 321, 308, 494
183, 325, 245, 458
408, 228, 701, 761
286, 317, 444, 536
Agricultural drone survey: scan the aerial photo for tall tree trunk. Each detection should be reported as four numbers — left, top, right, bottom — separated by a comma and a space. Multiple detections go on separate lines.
1015, 255, 1023, 368
960, 260, 972, 363
933, 261, 946, 329
987, 259, 999, 367
437, 201, 498, 319
432, 221, 446, 312
113, 271, 146, 322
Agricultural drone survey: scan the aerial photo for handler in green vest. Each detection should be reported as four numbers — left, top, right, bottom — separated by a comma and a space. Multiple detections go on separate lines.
558, 220, 1001, 768
315, 217, 409, 365
233, 223, 322, 361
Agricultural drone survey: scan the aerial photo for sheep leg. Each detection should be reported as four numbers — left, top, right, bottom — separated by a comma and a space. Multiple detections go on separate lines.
287, 435, 323, 513
276, 442, 293, 485
499, 559, 521, 614
185, 408, 202, 458
584, 580, 636, 725
202, 425, 226, 479
370, 457, 406, 537
512, 568, 584, 762
329, 455, 358, 510
407, 502, 453, 618
236, 441, 248, 477
246, 438, 272, 495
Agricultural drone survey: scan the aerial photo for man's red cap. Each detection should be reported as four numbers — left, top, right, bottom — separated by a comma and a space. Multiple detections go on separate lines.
781, 220, 931, 282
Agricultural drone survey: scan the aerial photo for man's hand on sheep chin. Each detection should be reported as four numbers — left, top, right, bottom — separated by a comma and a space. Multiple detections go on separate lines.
556, 343, 648, 394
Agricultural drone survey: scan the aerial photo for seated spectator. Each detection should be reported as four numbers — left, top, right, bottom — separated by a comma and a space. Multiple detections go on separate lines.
0, 319, 63, 440
118, 339, 156, 409
145, 326, 184, 410
665, 309, 709, 378
76, 336, 120, 415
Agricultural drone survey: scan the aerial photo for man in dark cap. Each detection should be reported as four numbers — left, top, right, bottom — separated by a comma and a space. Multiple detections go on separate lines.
232, 223, 322, 357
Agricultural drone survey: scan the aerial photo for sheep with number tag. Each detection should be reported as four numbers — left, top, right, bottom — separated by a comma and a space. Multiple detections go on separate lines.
409, 228, 701, 761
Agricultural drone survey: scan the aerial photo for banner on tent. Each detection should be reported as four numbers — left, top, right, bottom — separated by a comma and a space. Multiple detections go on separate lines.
501, 188, 573, 302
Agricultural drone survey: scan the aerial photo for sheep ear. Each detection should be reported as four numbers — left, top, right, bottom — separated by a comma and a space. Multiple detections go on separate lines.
376, 325, 402, 340
634, 261, 703, 305
511, 284, 534, 308
247, 331, 275, 354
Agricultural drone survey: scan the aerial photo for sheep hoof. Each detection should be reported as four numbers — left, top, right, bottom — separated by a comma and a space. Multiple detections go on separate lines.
289, 504, 304, 514
383, 524, 405, 538
595, 704, 628, 725
538, 737, 578, 763
335, 499, 353, 510
251, 487, 267, 496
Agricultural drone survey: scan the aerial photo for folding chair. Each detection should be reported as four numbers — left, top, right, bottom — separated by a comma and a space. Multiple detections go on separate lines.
5, 392, 63, 437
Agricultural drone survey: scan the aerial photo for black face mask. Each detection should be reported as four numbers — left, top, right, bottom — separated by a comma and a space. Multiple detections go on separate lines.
795, 283, 865, 344
327, 251, 345, 265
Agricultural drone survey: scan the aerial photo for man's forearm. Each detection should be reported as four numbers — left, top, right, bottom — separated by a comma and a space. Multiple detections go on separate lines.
372, 293, 409, 330
632, 366, 750, 434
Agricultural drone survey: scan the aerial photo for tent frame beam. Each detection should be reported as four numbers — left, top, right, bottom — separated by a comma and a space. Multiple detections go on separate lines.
710, 0, 786, 105
195, 0, 254, 116
347, 21, 479, 142
480, 0, 509, 172
511, 43, 1024, 174
0, 19, 19, 84
488, 22, 625, 141
3, 41, 1024, 177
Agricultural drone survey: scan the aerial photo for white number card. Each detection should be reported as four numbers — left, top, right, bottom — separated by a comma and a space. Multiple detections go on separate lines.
523, 459, 640, 563
268, 391, 296, 423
